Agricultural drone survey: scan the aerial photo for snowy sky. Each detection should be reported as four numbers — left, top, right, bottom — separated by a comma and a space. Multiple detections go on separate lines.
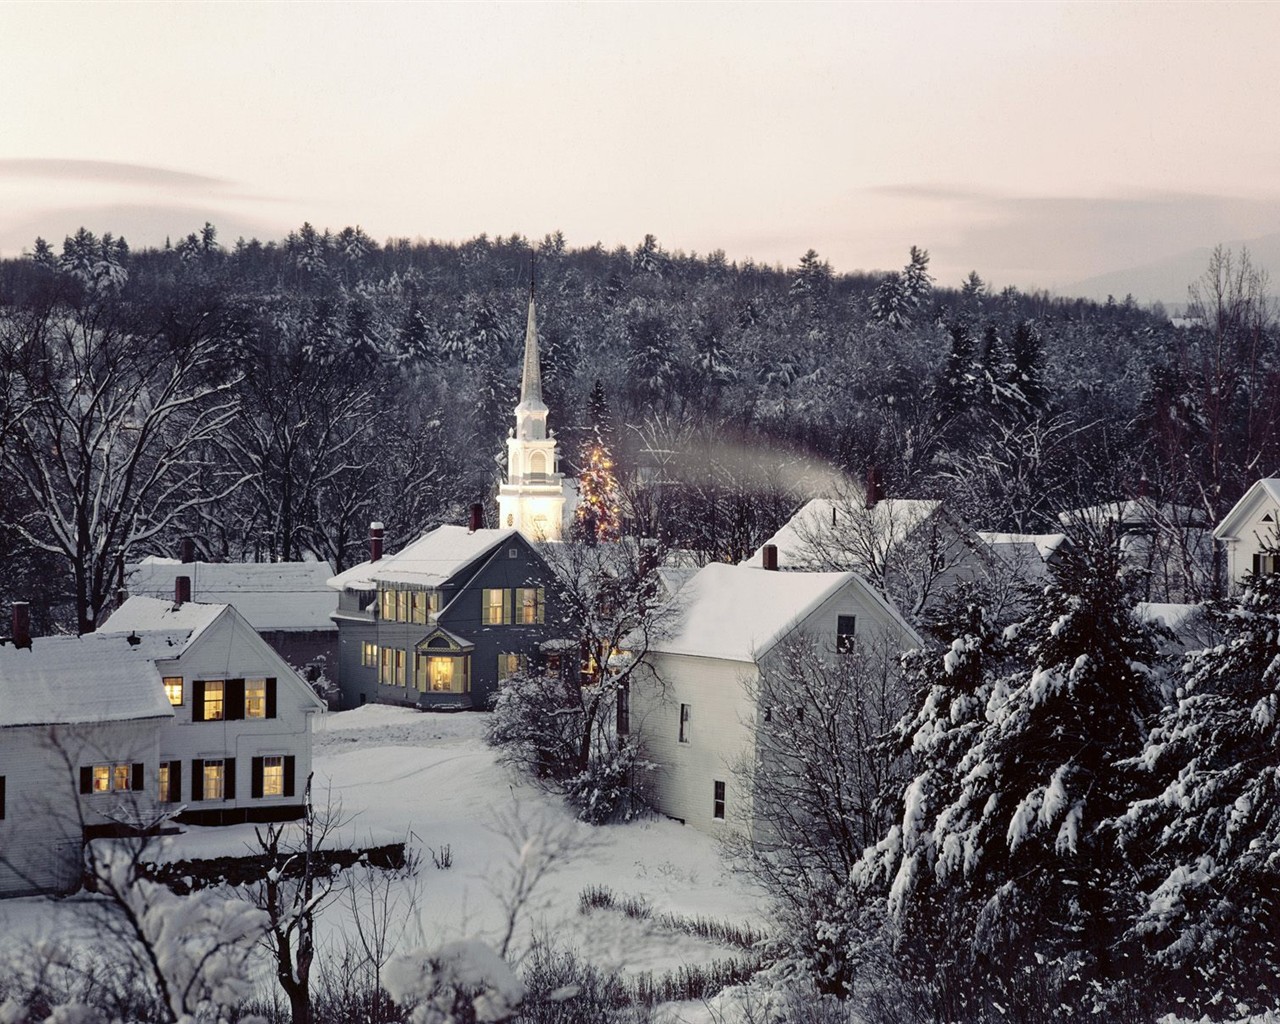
3, 1, 1279, 293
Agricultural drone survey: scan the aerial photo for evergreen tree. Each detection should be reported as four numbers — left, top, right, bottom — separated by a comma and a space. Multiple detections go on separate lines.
1118, 552, 1280, 1015
857, 533, 1165, 1017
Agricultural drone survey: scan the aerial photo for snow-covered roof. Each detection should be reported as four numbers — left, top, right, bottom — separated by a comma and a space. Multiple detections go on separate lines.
98, 596, 225, 657
742, 498, 941, 570
328, 525, 520, 592
1059, 499, 1208, 529
1136, 602, 1202, 631
1214, 479, 1280, 540
977, 531, 1069, 562
126, 560, 336, 631
647, 562, 905, 663
0, 634, 174, 728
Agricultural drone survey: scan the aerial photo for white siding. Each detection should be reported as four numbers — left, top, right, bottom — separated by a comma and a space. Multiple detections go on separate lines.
632, 576, 920, 836
152, 610, 321, 813
0, 719, 162, 897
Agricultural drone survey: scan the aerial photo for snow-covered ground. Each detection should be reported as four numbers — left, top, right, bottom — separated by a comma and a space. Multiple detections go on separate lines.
0, 706, 765, 1002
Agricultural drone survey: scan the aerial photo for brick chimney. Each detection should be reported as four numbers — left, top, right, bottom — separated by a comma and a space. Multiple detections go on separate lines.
865, 466, 882, 510
469, 503, 484, 533
369, 521, 384, 563
761, 544, 779, 571
11, 602, 31, 650
174, 575, 191, 607
180, 537, 195, 563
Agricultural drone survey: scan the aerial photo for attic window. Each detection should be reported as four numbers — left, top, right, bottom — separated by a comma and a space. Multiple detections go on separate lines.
426, 636, 451, 649
509, 547, 518, 558
837, 615, 857, 653
1264, 513, 1275, 523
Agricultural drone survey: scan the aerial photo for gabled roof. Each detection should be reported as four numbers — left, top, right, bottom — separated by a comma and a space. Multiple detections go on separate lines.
1214, 479, 1280, 540
328, 525, 522, 592
126, 559, 336, 631
0, 634, 174, 728
98, 596, 225, 657
977, 531, 1069, 562
1059, 498, 1209, 530
742, 498, 941, 570
646, 562, 921, 663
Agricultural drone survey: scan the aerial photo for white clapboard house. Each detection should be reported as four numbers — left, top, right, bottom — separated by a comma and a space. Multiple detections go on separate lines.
1214, 478, 1280, 590
99, 592, 326, 827
0, 605, 173, 897
630, 558, 923, 834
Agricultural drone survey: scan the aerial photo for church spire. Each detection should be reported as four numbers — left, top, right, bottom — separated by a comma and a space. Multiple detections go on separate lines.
519, 259, 545, 410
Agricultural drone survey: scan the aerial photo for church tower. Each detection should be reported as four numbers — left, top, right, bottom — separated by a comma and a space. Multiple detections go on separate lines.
497, 281, 565, 541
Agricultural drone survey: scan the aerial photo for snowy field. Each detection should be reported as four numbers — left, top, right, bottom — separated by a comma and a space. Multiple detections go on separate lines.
0, 706, 765, 1018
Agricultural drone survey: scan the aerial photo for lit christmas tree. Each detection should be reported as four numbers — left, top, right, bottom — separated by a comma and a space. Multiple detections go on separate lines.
575, 439, 622, 542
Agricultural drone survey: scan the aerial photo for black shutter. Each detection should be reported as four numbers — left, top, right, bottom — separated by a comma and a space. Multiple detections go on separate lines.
251, 757, 264, 799
0, 776, 6, 819
192, 680, 206, 722
283, 756, 296, 798
131, 763, 144, 792
225, 679, 246, 721
265, 678, 277, 719
170, 761, 182, 804
191, 759, 204, 801
79, 766, 92, 795
224, 758, 236, 800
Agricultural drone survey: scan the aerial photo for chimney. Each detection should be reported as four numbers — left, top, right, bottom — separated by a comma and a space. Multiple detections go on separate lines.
180, 537, 195, 564
369, 521, 384, 563
469, 503, 484, 533
12, 602, 31, 650
762, 544, 779, 571
174, 575, 191, 607
865, 466, 882, 510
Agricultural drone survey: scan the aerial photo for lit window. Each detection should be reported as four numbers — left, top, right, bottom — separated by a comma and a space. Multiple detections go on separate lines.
679, 703, 691, 743
395, 649, 406, 686
497, 653, 527, 681
246, 679, 267, 718
416, 653, 469, 693
515, 587, 544, 624
411, 591, 434, 624
617, 682, 630, 735
361, 641, 378, 667
397, 590, 410, 622
482, 588, 510, 625
204, 760, 225, 800
713, 780, 726, 820
163, 676, 183, 706
91, 763, 134, 793
262, 756, 284, 797
158, 761, 181, 803
380, 590, 397, 620
379, 647, 395, 685
837, 615, 857, 654
203, 680, 225, 721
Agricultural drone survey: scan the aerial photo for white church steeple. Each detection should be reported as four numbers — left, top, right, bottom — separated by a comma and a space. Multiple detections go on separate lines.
498, 271, 565, 541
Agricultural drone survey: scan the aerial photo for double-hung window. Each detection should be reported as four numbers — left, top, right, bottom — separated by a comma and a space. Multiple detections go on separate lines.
836, 615, 857, 653
80, 763, 143, 795
497, 653, 527, 681
713, 780, 726, 820
163, 676, 184, 706
361, 641, 378, 667
202, 680, 225, 721
245, 679, 267, 718
515, 587, 545, 624
679, 703, 691, 743
482, 588, 511, 625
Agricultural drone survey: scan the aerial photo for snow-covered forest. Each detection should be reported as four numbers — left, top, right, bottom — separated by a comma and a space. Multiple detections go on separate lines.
1, 224, 1275, 635
2, 224, 1280, 1023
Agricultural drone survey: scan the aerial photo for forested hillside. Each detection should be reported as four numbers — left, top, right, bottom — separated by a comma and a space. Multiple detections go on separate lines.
1, 224, 1275, 631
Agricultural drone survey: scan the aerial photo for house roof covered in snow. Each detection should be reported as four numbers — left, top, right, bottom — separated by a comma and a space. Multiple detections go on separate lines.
742, 497, 942, 570
328, 525, 521, 592
977, 531, 1070, 564
98, 596, 226, 657
644, 562, 921, 663
1136, 602, 1203, 632
1214, 478, 1280, 540
1059, 498, 1209, 530
126, 559, 336, 632
0, 634, 174, 728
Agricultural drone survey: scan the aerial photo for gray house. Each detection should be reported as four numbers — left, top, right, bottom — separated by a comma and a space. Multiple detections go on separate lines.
328, 520, 568, 710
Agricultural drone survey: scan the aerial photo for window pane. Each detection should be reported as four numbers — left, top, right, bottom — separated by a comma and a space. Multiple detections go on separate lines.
204, 680, 225, 721
93, 765, 110, 792
205, 760, 224, 800
483, 589, 508, 625
380, 590, 396, 620
113, 764, 131, 791
362, 641, 378, 667
397, 590, 409, 622
158, 762, 170, 802
163, 676, 183, 706
263, 755, 284, 797
246, 679, 267, 718
515, 588, 544, 624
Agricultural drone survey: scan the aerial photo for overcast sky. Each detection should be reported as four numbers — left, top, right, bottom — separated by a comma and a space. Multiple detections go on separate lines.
3, 2, 1279, 294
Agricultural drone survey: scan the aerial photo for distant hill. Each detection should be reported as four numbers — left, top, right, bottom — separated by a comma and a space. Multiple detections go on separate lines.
1064, 232, 1280, 309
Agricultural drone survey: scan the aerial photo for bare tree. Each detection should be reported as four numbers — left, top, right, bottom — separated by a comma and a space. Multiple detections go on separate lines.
0, 295, 244, 632
488, 538, 673, 822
